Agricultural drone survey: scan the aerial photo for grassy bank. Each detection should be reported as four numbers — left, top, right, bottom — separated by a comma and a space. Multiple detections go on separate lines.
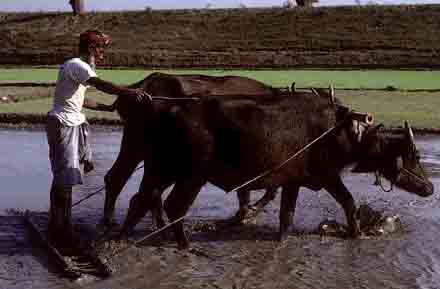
1, 69, 439, 129
2, 68, 440, 90
1, 89, 439, 129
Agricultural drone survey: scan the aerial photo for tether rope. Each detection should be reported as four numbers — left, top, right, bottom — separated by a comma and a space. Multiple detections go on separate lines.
227, 125, 338, 193
100, 214, 187, 265
72, 164, 144, 207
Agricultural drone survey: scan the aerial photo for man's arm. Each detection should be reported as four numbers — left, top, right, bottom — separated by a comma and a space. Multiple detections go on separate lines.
86, 77, 152, 102
83, 98, 116, 112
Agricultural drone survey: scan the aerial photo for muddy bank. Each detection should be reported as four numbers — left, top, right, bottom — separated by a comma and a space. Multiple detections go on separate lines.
0, 113, 123, 126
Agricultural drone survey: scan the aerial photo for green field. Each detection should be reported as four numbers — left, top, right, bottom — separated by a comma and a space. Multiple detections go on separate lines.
2, 68, 440, 90
1, 69, 440, 129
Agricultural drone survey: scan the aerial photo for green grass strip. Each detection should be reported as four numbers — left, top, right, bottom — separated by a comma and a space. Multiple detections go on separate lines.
1, 89, 440, 129
2, 68, 440, 90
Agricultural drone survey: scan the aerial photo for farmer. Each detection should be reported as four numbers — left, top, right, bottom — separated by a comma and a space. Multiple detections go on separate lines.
46, 29, 150, 247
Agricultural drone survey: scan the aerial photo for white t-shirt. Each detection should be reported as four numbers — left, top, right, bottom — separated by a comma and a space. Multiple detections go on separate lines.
48, 58, 97, 126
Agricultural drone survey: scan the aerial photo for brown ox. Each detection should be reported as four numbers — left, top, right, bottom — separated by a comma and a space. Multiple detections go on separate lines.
113, 87, 433, 249
103, 73, 290, 229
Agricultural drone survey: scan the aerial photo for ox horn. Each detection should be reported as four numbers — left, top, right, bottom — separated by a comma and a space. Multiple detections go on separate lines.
311, 88, 320, 97
329, 84, 335, 104
349, 111, 374, 125
291, 82, 296, 92
405, 120, 415, 146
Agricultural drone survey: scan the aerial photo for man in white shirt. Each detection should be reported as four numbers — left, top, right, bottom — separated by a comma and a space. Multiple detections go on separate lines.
46, 30, 150, 247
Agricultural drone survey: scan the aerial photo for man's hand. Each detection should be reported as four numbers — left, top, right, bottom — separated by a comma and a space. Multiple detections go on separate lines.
123, 89, 152, 103
87, 77, 153, 103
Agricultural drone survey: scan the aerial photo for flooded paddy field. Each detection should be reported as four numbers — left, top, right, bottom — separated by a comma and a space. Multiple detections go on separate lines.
1, 127, 440, 289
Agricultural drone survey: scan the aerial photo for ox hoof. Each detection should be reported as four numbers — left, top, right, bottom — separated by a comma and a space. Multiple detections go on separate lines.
176, 237, 191, 251
239, 206, 259, 224
221, 206, 259, 226
345, 226, 361, 239
177, 242, 190, 251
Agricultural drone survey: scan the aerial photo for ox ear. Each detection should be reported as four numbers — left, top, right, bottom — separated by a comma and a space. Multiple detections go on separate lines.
364, 124, 384, 140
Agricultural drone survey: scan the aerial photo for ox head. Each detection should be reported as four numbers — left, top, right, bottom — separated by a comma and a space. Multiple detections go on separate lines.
312, 85, 373, 143
352, 122, 433, 197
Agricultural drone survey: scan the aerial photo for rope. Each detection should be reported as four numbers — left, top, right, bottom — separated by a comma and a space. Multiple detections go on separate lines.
374, 167, 431, 193
402, 167, 432, 186
101, 215, 186, 265
72, 186, 105, 207
374, 171, 393, 192
151, 96, 200, 101
227, 125, 338, 193
72, 164, 144, 208
145, 91, 200, 102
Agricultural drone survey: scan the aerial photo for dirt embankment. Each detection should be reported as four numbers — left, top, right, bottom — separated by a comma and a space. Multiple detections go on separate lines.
2, 5, 440, 69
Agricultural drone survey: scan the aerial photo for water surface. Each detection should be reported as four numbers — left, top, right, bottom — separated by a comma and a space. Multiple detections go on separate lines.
1, 128, 439, 289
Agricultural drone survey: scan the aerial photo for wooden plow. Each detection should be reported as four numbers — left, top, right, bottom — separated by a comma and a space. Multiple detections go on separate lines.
24, 212, 112, 280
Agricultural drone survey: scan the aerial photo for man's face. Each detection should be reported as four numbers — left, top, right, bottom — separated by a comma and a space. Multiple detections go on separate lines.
89, 45, 105, 63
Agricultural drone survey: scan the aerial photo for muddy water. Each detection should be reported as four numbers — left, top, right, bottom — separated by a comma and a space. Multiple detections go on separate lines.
1, 128, 440, 289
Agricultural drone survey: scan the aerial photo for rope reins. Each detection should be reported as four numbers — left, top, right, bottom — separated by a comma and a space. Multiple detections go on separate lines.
72, 164, 144, 208
374, 171, 393, 192
374, 166, 432, 193
227, 125, 339, 193
99, 214, 187, 266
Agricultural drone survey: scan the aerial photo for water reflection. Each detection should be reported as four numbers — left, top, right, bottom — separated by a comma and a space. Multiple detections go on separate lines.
0, 128, 142, 213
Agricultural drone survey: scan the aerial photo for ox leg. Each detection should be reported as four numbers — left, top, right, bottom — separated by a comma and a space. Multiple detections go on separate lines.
224, 189, 251, 224
151, 192, 165, 230
163, 179, 205, 250
324, 176, 360, 238
102, 126, 143, 228
231, 187, 279, 224
119, 176, 170, 237
278, 184, 299, 242
119, 191, 154, 237
251, 186, 278, 213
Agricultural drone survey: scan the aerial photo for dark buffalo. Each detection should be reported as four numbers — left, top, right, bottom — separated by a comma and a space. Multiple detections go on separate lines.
103, 72, 288, 229
113, 87, 433, 249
